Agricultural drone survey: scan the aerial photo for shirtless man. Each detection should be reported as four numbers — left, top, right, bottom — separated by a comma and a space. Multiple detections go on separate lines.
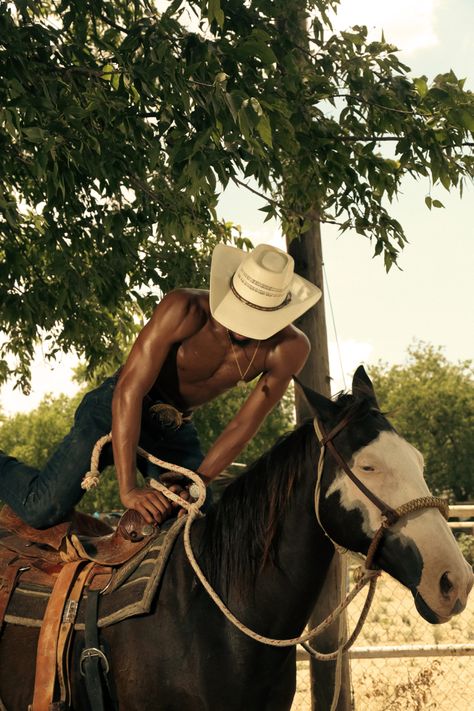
0, 243, 321, 528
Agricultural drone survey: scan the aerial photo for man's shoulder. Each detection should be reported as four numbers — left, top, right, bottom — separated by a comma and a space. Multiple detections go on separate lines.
273, 324, 310, 352
163, 287, 209, 304
159, 288, 210, 316
265, 324, 310, 374
150, 289, 210, 338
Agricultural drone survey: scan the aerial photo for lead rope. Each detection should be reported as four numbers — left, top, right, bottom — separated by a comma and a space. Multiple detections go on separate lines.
81, 433, 379, 654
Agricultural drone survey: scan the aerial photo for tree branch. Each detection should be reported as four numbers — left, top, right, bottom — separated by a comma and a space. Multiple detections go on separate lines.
98, 14, 131, 35
325, 135, 474, 148
231, 176, 344, 226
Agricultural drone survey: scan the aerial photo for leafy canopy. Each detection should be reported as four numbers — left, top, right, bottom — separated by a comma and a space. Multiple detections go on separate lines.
369, 343, 474, 501
1, 0, 474, 388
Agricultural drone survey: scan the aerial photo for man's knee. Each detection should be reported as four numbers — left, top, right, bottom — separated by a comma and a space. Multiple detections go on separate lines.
21, 498, 72, 530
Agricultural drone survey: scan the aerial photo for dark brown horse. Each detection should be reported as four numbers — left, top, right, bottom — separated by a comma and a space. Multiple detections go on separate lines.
0, 368, 472, 710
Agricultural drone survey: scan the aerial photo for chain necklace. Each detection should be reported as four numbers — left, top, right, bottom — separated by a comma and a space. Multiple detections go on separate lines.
226, 330, 261, 387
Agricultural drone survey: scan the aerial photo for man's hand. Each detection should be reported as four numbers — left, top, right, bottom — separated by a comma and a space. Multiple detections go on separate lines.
120, 487, 174, 525
120, 483, 191, 524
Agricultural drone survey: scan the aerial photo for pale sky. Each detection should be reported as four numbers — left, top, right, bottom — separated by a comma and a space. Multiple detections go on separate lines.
1, 0, 473, 413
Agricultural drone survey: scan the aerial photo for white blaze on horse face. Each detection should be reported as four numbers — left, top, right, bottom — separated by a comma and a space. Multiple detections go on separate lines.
326, 431, 430, 535
326, 430, 473, 621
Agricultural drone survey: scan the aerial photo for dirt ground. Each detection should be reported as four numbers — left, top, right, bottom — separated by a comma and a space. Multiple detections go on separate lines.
291, 570, 474, 711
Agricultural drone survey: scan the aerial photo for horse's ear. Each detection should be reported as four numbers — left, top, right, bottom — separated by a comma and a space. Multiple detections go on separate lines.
352, 366, 379, 407
293, 376, 340, 421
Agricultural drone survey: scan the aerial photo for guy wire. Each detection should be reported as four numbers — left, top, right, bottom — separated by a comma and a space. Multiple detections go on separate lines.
323, 261, 346, 391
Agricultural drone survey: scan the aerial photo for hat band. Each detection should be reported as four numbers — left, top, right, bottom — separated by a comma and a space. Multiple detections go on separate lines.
230, 276, 292, 312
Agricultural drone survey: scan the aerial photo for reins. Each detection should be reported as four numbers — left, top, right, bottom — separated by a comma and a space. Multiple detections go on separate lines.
83, 434, 380, 653
83, 414, 449, 659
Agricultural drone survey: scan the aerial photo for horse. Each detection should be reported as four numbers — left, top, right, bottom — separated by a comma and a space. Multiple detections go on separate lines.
0, 367, 472, 710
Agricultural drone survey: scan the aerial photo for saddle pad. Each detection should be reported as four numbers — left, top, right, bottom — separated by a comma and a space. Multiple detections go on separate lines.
3, 516, 186, 630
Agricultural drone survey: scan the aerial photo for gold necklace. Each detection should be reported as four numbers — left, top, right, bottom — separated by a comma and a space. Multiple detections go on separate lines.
226, 330, 260, 387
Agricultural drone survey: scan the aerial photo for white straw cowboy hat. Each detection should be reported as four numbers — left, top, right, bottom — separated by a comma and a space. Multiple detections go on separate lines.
210, 243, 322, 339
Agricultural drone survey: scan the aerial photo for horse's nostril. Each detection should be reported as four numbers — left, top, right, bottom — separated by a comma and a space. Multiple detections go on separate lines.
440, 571, 454, 596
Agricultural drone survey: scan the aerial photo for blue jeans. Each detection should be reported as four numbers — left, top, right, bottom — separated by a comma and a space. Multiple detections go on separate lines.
0, 374, 204, 528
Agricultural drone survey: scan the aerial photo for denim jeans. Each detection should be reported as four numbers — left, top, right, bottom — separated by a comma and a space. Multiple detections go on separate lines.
0, 374, 204, 528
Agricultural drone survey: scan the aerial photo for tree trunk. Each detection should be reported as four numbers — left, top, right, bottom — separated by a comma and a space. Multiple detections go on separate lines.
286, 220, 352, 711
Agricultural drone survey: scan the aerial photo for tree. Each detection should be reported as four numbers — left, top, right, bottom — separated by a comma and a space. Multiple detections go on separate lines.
0, 392, 83, 467
369, 342, 474, 501
1, 0, 474, 390
0, 391, 121, 513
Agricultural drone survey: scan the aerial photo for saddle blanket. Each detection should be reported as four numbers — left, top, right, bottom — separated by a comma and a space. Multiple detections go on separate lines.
2, 516, 185, 630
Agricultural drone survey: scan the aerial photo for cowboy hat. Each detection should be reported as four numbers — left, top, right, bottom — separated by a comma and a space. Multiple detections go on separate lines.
209, 243, 322, 339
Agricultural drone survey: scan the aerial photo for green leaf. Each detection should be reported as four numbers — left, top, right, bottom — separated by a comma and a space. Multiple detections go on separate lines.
424, 196, 432, 210
208, 0, 224, 28
459, 110, 474, 132
130, 85, 140, 104
258, 203, 276, 222
235, 37, 277, 65
250, 98, 263, 117
111, 71, 121, 91
101, 63, 114, 81
414, 76, 428, 97
238, 108, 252, 141
22, 127, 46, 142
256, 115, 273, 147
432, 199, 444, 208
440, 173, 451, 190
341, 30, 365, 47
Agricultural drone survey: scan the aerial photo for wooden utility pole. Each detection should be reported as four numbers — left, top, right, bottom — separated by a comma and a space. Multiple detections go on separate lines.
277, 2, 352, 705
286, 218, 352, 711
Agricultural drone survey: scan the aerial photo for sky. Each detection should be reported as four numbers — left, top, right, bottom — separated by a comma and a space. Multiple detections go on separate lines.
1, 0, 473, 413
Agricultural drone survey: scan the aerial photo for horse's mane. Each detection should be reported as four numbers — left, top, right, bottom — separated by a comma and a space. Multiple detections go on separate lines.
200, 420, 316, 596
200, 392, 365, 596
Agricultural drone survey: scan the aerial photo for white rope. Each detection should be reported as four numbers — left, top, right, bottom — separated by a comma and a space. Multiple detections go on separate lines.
147, 431, 377, 651
82, 431, 377, 654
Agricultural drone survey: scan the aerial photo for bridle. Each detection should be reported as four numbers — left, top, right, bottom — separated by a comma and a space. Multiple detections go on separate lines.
313, 409, 450, 570
298, 409, 450, 674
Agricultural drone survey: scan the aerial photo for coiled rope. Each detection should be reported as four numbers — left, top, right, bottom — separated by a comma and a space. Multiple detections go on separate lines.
81, 432, 378, 661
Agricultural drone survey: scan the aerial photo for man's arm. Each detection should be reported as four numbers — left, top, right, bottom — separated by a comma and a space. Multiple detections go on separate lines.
112, 290, 203, 523
197, 331, 310, 482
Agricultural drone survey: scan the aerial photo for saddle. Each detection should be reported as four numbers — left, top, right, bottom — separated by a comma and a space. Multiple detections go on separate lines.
1, 502, 155, 559
0, 504, 159, 711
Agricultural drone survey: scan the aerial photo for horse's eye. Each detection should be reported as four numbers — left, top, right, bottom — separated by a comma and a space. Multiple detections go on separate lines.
361, 465, 375, 472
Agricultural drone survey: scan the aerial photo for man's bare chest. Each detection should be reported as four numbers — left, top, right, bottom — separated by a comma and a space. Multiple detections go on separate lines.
178, 330, 269, 391
176, 338, 238, 386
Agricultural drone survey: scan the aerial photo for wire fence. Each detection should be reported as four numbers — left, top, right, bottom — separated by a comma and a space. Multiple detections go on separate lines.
291, 528, 474, 710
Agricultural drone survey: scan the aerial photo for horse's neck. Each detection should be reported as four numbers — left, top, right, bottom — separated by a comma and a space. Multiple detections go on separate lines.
251, 469, 335, 633
199, 447, 336, 638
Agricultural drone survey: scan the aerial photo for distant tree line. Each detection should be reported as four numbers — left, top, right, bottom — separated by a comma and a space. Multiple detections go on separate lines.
1, 343, 472, 514
369, 342, 473, 502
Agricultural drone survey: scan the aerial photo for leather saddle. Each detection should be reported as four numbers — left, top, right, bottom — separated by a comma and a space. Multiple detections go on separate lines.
0, 504, 156, 568
0, 506, 159, 710
0, 504, 158, 609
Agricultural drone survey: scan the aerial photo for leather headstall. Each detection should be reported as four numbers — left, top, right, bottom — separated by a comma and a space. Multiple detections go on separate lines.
314, 410, 450, 570
317, 413, 400, 526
